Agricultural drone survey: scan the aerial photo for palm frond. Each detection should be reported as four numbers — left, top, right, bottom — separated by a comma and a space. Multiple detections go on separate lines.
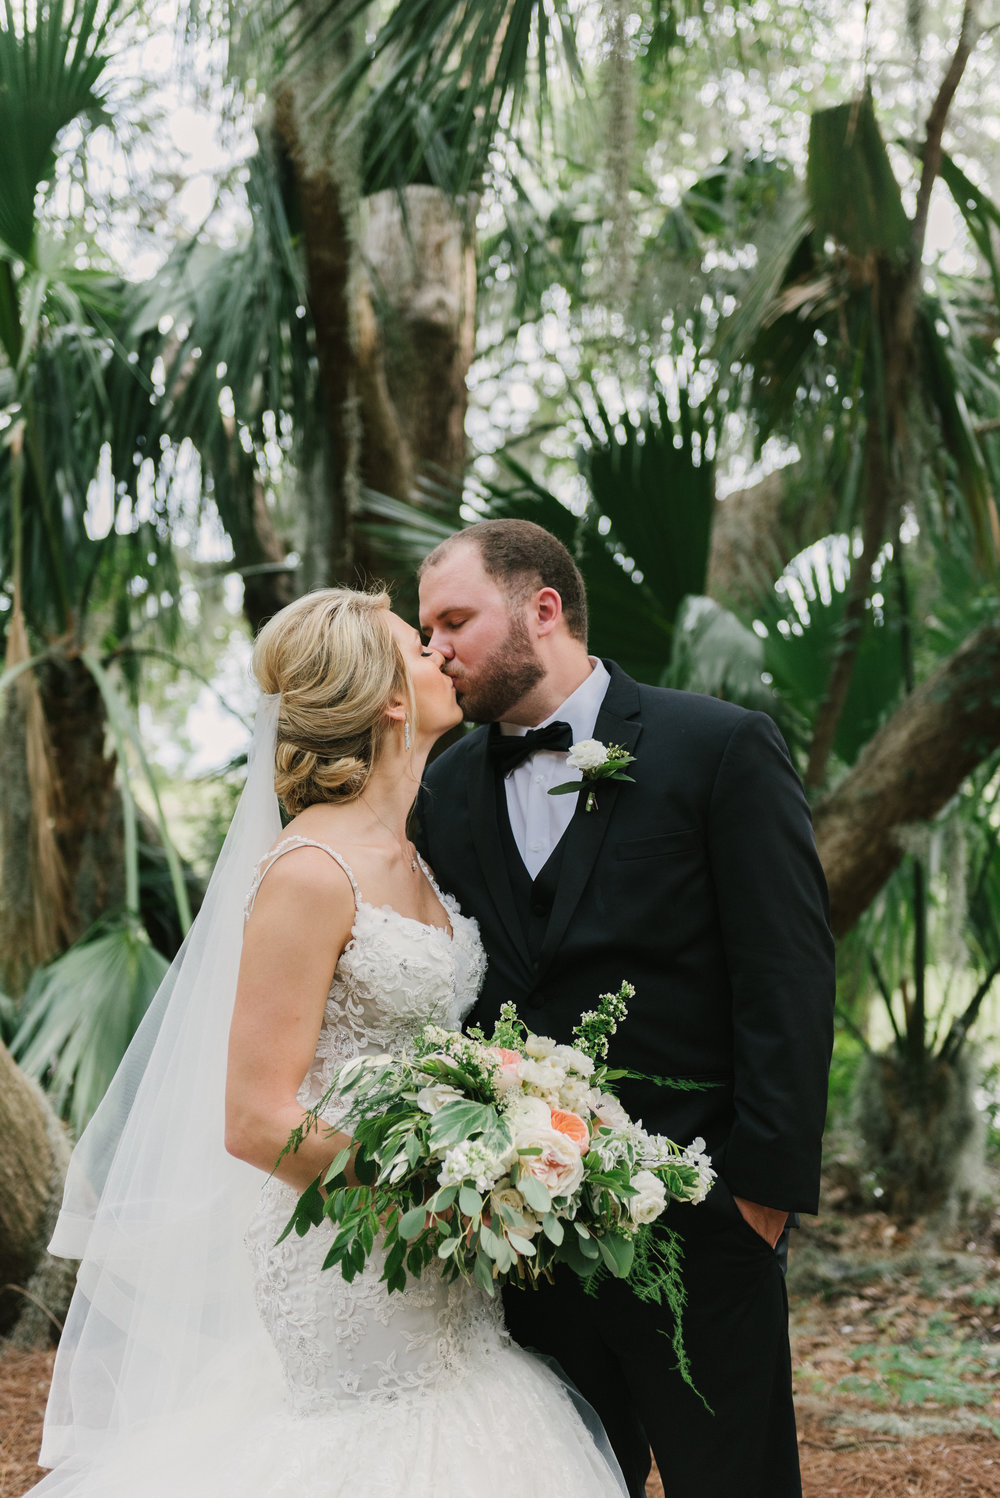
0, 0, 124, 262
265, 0, 584, 196
11, 918, 168, 1135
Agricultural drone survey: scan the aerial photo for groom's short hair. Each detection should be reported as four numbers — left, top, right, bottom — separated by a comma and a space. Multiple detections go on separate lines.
421, 520, 588, 644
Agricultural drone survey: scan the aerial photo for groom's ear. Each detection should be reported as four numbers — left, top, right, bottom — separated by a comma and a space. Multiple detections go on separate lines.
533, 586, 563, 637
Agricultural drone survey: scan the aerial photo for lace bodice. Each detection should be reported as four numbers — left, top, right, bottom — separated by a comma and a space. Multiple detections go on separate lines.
243, 836, 498, 1414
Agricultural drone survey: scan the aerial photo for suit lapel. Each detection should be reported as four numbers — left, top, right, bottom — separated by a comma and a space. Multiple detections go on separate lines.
535, 664, 642, 983
467, 731, 536, 983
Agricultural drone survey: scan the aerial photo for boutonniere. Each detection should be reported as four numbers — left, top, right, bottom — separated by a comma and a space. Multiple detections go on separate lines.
549, 739, 636, 813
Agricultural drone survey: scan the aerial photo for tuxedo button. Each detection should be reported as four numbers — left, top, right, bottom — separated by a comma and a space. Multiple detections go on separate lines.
530, 895, 550, 916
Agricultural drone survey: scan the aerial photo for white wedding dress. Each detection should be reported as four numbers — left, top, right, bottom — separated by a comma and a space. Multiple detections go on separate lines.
36, 836, 625, 1498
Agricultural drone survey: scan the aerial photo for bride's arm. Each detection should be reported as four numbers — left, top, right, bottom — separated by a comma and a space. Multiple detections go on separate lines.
226, 846, 358, 1191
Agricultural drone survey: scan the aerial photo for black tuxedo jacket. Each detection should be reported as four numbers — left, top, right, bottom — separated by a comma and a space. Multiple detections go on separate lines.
415, 661, 835, 1215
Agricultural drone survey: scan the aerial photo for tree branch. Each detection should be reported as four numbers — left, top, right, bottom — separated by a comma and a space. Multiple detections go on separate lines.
911, 0, 981, 261
813, 617, 1000, 937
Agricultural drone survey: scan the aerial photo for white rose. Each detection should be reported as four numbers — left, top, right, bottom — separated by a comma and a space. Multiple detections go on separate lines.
519, 1057, 566, 1097
504, 1094, 552, 1131
416, 1083, 465, 1114
524, 1034, 557, 1059
515, 1126, 585, 1200
566, 739, 609, 772
551, 1044, 595, 1077
591, 1091, 631, 1130
489, 1184, 541, 1237
628, 1169, 668, 1225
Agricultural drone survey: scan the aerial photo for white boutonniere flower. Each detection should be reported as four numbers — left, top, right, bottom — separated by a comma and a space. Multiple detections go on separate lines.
548, 738, 636, 813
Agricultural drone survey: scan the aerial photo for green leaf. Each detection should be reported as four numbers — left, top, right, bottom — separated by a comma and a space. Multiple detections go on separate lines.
427, 1183, 457, 1213
506, 1231, 537, 1256
12, 919, 168, 1134
518, 1174, 552, 1213
807, 92, 911, 260
438, 1235, 462, 1259
398, 1205, 428, 1240
458, 1184, 484, 1217
541, 1213, 565, 1245
479, 1225, 503, 1260
324, 1148, 352, 1187
427, 1099, 504, 1152
575, 1229, 600, 1260
473, 1248, 496, 1297
595, 1232, 635, 1278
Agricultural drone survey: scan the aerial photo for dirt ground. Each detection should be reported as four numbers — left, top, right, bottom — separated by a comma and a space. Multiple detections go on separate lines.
3, 1205, 999, 1498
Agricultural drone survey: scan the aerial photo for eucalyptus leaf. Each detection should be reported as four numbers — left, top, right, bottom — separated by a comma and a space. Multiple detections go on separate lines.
541, 1213, 565, 1245
518, 1174, 552, 1213
506, 1231, 537, 1256
398, 1205, 428, 1240
458, 1184, 484, 1217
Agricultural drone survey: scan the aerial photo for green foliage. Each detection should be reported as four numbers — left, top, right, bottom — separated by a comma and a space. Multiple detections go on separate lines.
274, 0, 584, 196
362, 373, 716, 684
807, 93, 911, 261
11, 918, 168, 1137
836, 1329, 1000, 1415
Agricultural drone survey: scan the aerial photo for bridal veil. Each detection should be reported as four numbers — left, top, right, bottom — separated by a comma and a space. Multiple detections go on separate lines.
37, 694, 284, 1471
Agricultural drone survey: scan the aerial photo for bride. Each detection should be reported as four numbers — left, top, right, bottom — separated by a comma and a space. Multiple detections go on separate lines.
29, 587, 627, 1498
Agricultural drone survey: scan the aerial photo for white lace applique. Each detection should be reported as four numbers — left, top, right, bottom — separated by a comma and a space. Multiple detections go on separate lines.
242, 837, 498, 1415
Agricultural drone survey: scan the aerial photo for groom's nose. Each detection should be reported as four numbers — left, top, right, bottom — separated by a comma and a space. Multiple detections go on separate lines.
428, 630, 454, 658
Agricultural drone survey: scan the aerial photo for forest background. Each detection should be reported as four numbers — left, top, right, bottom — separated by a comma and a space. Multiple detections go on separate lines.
2, 0, 1000, 1488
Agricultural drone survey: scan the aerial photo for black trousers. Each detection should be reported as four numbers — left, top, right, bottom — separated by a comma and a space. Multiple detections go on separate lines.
502, 1180, 800, 1498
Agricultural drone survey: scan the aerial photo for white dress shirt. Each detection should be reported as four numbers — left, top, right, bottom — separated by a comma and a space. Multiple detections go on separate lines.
498, 658, 610, 879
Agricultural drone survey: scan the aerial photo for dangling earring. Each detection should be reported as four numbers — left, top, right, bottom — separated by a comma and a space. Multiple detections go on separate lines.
404, 717, 411, 752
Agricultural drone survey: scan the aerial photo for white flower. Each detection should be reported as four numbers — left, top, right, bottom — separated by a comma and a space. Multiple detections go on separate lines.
566, 738, 610, 772
514, 1125, 585, 1200
489, 1184, 541, 1236
628, 1169, 668, 1225
556, 1076, 593, 1114
524, 1034, 557, 1059
519, 1057, 566, 1098
680, 1137, 717, 1205
415, 1083, 465, 1114
591, 1091, 631, 1130
504, 1094, 552, 1131
551, 1044, 595, 1077
438, 1140, 508, 1193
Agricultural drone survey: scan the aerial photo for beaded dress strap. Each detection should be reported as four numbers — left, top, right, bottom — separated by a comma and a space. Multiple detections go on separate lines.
244, 835, 362, 920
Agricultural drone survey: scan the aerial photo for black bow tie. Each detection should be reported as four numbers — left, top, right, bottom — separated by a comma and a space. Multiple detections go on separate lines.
488, 721, 573, 775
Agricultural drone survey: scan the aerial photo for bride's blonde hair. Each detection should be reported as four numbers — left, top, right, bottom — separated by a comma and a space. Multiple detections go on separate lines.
252, 587, 412, 814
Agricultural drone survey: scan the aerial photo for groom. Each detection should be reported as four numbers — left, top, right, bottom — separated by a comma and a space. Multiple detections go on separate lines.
414, 519, 834, 1498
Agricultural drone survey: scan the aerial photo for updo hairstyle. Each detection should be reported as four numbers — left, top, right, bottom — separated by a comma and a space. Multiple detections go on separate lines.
252, 588, 412, 815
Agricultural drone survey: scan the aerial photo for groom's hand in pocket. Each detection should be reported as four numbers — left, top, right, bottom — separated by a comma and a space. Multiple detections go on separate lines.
733, 1197, 788, 1248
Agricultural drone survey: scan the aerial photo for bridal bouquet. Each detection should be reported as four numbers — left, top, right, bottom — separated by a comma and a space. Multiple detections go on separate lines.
280, 983, 715, 1379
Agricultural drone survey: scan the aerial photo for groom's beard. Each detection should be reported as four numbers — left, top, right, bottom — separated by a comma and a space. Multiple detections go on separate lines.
452, 614, 544, 723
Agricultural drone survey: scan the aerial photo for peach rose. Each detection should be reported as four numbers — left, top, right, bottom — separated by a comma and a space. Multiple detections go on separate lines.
515, 1126, 585, 1200
486, 1046, 524, 1095
549, 1108, 589, 1147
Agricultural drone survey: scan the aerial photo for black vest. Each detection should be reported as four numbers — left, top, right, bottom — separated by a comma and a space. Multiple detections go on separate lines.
493, 773, 569, 961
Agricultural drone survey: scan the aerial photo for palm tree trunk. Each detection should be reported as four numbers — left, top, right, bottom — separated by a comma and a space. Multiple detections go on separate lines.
40, 656, 124, 942
0, 1040, 74, 1344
